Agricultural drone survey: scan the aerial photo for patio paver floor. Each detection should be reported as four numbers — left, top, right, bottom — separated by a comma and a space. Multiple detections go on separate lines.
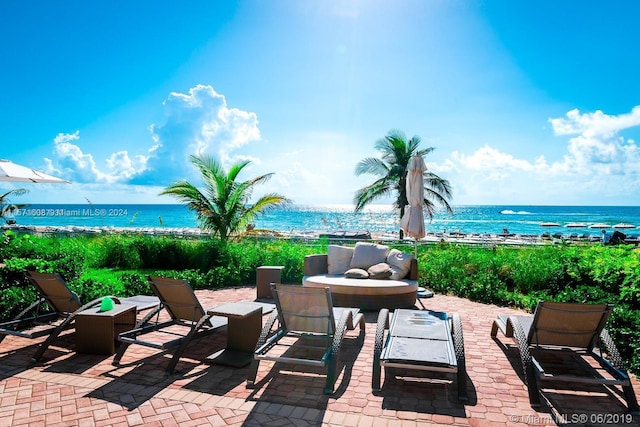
0, 286, 638, 426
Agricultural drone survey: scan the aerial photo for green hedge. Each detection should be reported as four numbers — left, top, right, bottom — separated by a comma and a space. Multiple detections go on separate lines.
419, 243, 640, 373
0, 232, 638, 374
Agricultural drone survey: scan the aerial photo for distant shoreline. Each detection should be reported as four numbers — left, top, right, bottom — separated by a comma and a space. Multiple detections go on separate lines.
6, 204, 640, 239
2, 223, 629, 246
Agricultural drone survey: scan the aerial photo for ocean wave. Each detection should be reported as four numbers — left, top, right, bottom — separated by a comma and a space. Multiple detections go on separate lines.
500, 210, 532, 215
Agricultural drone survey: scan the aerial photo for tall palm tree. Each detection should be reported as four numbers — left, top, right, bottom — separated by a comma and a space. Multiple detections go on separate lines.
354, 129, 453, 236
161, 154, 291, 241
0, 188, 29, 224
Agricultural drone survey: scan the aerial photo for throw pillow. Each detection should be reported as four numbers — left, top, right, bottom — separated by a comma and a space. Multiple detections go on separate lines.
344, 268, 369, 279
350, 242, 390, 270
386, 249, 414, 280
327, 245, 354, 275
367, 262, 393, 279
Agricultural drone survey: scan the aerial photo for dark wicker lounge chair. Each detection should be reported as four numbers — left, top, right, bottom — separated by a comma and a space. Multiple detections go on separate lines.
373, 308, 467, 400
247, 284, 365, 394
113, 276, 226, 374
0, 271, 157, 362
491, 301, 639, 413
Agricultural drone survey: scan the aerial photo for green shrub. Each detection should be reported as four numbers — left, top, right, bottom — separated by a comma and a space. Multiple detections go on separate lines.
0, 285, 39, 320
1, 233, 639, 375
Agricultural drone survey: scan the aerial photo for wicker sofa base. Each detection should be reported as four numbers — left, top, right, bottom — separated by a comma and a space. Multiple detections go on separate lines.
329, 290, 417, 311
302, 275, 418, 311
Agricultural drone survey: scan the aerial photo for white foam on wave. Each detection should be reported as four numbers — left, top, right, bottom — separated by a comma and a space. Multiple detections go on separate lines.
500, 210, 532, 215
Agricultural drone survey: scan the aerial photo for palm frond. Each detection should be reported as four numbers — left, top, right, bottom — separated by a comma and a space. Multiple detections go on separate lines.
161, 154, 291, 241
354, 158, 388, 177
354, 129, 454, 227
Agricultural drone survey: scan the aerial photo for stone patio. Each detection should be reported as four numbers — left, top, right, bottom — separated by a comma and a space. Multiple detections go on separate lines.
0, 286, 638, 426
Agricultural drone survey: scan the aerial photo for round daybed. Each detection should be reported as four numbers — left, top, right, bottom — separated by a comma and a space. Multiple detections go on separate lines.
301, 243, 419, 310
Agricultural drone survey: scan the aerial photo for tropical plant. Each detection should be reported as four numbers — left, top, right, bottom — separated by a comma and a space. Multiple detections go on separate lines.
0, 188, 29, 224
353, 129, 453, 231
160, 154, 291, 241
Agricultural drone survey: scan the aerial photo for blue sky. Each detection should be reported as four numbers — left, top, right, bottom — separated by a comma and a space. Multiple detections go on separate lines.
1, 0, 639, 207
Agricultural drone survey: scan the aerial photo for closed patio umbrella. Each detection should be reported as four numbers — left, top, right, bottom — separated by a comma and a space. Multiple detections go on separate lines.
0, 159, 69, 184
399, 155, 426, 255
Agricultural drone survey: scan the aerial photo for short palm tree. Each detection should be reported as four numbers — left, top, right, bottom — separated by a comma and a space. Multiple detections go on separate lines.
161, 155, 291, 241
354, 129, 453, 235
0, 189, 29, 224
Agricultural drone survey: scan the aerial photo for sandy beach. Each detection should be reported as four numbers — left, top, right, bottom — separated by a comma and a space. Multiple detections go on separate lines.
2, 223, 623, 246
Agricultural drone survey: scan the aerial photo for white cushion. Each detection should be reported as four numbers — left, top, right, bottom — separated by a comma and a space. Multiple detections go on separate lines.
327, 245, 354, 275
350, 242, 389, 270
302, 274, 418, 296
387, 249, 414, 280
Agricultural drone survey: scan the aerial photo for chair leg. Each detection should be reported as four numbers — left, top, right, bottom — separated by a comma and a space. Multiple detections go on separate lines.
451, 313, 468, 401
623, 384, 640, 414
325, 355, 337, 394
112, 305, 162, 366
507, 317, 541, 407
112, 341, 131, 365
31, 317, 74, 362
246, 359, 260, 388
325, 310, 349, 394
246, 311, 279, 389
372, 309, 389, 391
490, 320, 500, 337
31, 324, 67, 362
165, 314, 212, 374
526, 363, 541, 407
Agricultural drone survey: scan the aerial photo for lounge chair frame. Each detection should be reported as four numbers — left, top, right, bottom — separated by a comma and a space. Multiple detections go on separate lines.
247, 284, 365, 394
491, 301, 639, 413
0, 271, 110, 362
113, 276, 225, 374
373, 308, 467, 400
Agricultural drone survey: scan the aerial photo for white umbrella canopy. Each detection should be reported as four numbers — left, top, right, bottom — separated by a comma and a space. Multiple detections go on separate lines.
0, 159, 70, 184
399, 155, 427, 249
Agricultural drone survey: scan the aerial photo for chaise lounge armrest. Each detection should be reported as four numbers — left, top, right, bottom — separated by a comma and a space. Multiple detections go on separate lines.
303, 254, 418, 280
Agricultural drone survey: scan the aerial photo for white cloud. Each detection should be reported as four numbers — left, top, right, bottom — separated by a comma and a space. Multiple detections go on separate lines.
551, 109, 640, 178
445, 106, 640, 204
144, 84, 261, 183
450, 145, 545, 176
48, 131, 149, 184
45, 85, 261, 189
549, 107, 640, 138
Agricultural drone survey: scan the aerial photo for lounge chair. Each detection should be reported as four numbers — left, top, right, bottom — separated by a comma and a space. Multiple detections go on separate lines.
247, 284, 365, 394
113, 276, 227, 374
373, 308, 467, 400
491, 301, 639, 413
0, 271, 157, 362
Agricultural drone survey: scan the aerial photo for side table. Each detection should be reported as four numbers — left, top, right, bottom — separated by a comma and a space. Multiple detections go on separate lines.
205, 302, 263, 368
256, 266, 284, 299
75, 303, 136, 355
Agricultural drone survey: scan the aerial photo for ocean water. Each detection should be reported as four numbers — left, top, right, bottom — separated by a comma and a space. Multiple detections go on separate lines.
6, 204, 640, 238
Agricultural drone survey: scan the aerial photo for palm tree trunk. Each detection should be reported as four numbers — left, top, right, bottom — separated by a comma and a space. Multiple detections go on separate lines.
399, 206, 405, 240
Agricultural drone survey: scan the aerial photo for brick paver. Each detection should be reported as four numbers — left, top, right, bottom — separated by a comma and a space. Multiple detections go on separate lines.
0, 286, 638, 426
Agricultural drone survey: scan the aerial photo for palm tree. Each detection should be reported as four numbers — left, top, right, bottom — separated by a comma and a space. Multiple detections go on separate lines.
160, 154, 292, 241
0, 189, 29, 224
354, 129, 453, 237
